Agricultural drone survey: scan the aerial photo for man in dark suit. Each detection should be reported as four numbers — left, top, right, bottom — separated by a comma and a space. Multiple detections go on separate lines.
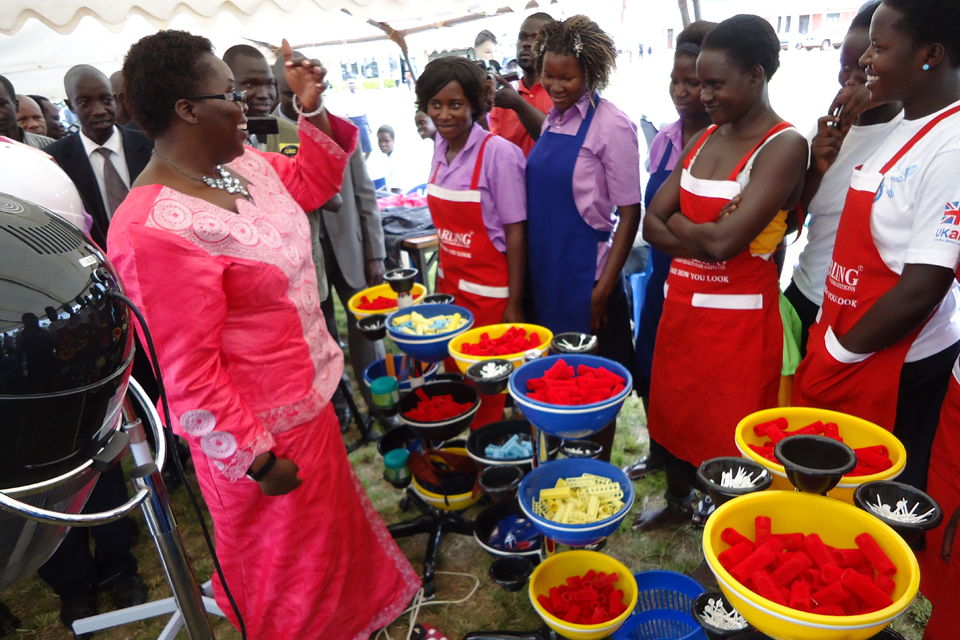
40, 64, 151, 639
44, 65, 152, 250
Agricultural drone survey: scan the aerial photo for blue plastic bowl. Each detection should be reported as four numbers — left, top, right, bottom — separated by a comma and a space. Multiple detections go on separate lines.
363, 356, 440, 391
385, 303, 474, 363
517, 457, 634, 546
613, 570, 707, 640
508, 354, 633, 438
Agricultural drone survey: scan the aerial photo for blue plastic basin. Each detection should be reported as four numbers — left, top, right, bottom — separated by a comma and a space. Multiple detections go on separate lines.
385, 303, 474, 363
517, 457, 634, 547
508, 354, 633, 438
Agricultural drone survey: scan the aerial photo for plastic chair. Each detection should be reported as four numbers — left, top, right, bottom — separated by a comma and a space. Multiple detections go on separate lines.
406, 183, 428, 196
628, 258, 654, 339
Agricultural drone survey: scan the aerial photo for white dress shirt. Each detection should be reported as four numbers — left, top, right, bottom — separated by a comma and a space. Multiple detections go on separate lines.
79, 126, 130, 219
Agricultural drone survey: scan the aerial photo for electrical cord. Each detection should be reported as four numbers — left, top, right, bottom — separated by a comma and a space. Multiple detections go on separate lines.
375, 571, 481, 640
108, 290, 247, 640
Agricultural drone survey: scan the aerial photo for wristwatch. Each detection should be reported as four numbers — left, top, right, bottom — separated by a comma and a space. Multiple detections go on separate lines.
246, 451, 277, 482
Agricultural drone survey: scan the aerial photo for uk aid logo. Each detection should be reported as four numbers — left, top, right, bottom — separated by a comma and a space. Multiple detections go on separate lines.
935, 202, 960, 243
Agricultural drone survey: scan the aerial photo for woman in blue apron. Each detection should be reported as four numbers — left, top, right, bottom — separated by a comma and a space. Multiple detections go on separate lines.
526, 16, 642, 461
623, 21, 717, 482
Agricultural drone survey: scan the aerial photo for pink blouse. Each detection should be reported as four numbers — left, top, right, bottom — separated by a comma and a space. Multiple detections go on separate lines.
107, 116, 357, 480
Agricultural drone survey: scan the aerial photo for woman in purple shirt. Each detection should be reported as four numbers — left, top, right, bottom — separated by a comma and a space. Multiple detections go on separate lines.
416, 57, 527, 427
526, 16, 642, 461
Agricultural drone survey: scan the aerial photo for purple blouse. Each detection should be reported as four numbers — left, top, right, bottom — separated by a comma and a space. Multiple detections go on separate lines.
648, 118, 684, 173
540, 93, 642, 278
430, 122, 527, 252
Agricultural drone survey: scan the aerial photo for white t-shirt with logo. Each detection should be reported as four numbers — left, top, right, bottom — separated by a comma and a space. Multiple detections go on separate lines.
793, 113, 904, 304
859, 99, 960, 362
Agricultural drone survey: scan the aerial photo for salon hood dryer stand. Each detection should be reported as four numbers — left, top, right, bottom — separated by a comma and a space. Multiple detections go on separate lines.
0, 194, 220, 639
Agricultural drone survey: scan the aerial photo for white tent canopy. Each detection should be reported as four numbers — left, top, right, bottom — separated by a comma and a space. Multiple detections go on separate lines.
0, 0, 558, 100
0, 0, 539, 35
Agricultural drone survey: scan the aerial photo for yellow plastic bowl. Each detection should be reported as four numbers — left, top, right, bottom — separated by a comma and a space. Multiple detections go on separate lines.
410, 448, 482, 511
447, 323, 553, 374
735, 407, 906, 503
347, 283, 427, 320
703, 491, 919, 640
528, 550, 638, 640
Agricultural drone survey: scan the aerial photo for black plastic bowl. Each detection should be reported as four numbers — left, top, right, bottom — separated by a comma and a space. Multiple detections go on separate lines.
560, 439, 603, 459
697, 457, 773, 507
422, 293, 456, 305
466, 419, 559, 469
474, 498, 541, 557
358, 314, 387, 341
479, 465, 524, 503
854, 481, 944, 545
692, 591, 752, 640
377, 425, 419, 458
465, 359, 515, 395
384, 267, 418, 293
774, 435, 857, 495
550, 331, 599, 355
399, 381, 480, 441
489, 556, 533, 592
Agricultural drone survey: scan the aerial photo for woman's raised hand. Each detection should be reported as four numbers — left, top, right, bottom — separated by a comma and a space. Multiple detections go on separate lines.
281, 38, 327, 112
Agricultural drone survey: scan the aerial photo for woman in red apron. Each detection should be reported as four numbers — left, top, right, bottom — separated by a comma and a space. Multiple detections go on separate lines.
415, 57, 528, 427
918, 359, 960, 640
792, 0, 960, 491
623, 20, 716, 481
638, 15, 808, 531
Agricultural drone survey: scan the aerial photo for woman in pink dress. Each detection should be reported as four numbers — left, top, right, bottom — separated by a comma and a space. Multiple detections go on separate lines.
107, 31, 420, 639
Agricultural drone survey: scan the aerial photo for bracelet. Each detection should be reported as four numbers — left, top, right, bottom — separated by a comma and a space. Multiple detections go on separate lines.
293, 94, 324, 118
246, 450, 277, 482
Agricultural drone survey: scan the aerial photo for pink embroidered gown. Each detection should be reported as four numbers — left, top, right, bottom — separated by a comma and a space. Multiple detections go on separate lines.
107, 115, 420, 639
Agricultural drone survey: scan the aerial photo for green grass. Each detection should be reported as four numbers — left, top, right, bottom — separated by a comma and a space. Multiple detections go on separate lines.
2, 294, 930, 639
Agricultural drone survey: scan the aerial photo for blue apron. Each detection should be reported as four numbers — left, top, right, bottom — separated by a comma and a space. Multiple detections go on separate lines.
635, 143, 675, 379
526, 99, 606, 335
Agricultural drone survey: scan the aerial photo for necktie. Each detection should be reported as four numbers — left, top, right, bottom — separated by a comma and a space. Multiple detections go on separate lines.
94, 147, 129, 218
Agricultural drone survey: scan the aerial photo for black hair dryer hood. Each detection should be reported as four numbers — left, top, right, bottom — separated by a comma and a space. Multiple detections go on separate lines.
0, 193, 133, 489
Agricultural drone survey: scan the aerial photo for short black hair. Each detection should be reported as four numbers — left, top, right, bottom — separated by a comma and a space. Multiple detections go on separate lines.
123, 30, 215, 139
850, 1, 881, 30
475, 30, 497, 47
884, 0, 960, 66
28, 94, 49, 108
415, 57, 487, 121
377, 125, 395, 138
702, 14, 781, 80
222, 44, 265, 69
677, 21, 717, 49
0, 75, 15, 102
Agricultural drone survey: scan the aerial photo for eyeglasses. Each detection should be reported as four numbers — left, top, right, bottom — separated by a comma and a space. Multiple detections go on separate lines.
186, 91, 247, 103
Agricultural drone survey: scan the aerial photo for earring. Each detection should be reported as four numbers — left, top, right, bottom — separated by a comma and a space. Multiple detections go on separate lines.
923, 63, 931, 70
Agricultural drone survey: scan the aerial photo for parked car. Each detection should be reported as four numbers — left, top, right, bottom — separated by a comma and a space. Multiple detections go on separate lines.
779, 34, 805, 50
802, 28, 845, 50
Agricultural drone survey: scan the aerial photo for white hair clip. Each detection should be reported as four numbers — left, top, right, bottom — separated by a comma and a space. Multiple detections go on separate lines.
573, 33, 583, 57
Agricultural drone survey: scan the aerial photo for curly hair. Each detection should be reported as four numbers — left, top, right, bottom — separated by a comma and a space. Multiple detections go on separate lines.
535, 15, 617, 101
702, 14, 781, 80
885, 0, 960, 66
122, 30, 215, 139
415, 57, 487, 122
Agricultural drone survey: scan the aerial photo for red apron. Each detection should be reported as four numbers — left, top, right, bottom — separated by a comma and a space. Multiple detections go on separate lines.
428, 134, 509, 427
792, 105, 960, 430
648, 123, 789, 467
916, 360, 960, 640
